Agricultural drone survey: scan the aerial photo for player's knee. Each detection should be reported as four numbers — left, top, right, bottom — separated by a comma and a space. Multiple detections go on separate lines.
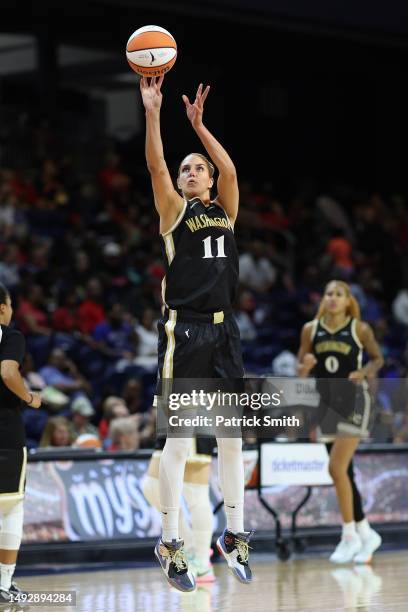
0, 498, 24, 550
163, 438, 191, 462
329, 461, 346, 482
217, 437, 242, 457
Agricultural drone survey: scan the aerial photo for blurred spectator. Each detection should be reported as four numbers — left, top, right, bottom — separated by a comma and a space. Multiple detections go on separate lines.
39, 416, 75, 448
99, 151, 131, 199
52, 290, 79, 333
77, 277, 106, 334
239, 241, 277, 293
122, 378, 143, 414
92, 302, 137, 360
70, 396, 99, 439
134, 307, 158, 368
108, 416, 140, 451
272, 350, 298, 377
0, 244, 21, 290
21, 352, 47, 393
39, 348, 91, 396
234, 291, 257, 341
326, 229, 354, 278
392, 289, 408, 326
16, 284, 52, 336
98, 396, 129, 441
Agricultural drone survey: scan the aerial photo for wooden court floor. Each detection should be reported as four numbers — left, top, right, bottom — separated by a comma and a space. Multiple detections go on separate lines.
16, 550, 408, 611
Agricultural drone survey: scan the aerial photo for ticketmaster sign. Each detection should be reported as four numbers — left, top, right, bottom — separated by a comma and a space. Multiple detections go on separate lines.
260, 443, 333, 486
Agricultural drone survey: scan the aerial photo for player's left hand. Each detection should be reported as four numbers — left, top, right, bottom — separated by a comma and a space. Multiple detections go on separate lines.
182, 83, 210, 128
348, 370, 365, 384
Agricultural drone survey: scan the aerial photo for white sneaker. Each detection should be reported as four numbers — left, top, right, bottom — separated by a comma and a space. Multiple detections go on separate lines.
354, 530, 382, 564
330, 535, 362, 563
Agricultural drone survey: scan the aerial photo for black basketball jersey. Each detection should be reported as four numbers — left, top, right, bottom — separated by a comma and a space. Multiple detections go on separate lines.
160, 198, 239, 313
311, 317, 363, 379
311, 316, 363, 409
0, 324, 26, 448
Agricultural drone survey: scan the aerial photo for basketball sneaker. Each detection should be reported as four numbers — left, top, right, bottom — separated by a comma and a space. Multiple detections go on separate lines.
9, 581, 27, 597
216, 529, 253, 584
330, 534, 362, 564
354, 530, 382, 564
191, 559, 215, 584
0, 588, 11, 604
154, 538, 196, 592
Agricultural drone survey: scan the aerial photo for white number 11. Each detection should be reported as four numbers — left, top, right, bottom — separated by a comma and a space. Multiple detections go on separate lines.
202, 235, 227, 258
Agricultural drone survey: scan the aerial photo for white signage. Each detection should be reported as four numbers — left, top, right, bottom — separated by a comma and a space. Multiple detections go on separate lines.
260, 443, 333, 486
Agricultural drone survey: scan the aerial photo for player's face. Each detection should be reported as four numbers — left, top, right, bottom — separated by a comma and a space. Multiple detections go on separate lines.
323, 283, 350, 316
177, 155, 214, 199
0, 294, 13, 325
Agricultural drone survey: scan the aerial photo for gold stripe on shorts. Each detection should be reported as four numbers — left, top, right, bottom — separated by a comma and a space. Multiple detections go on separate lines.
163, 309, 177, 378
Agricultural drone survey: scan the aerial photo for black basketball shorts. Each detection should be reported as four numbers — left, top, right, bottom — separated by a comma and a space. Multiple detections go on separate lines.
0, 447, 27, 501
318, 381, 372, 438
155, 307, 244, 401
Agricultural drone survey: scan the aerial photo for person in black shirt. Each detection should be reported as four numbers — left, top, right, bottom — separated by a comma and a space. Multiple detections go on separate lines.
0, 284, 41, 604
298, 280, 383, 564
140, 77, 252, 591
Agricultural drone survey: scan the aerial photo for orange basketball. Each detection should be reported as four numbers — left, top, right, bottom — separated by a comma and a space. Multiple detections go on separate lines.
126, 25, 177, 77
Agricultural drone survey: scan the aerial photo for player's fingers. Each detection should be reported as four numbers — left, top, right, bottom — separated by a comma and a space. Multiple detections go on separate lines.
157, 75, 164, 90
195, 83, 203, 101
202, 85, 210, 103
182, 94, 190, 107
151, 76, 156, 87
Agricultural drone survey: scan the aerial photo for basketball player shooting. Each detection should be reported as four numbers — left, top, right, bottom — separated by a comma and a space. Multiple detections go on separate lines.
139, 76, 253, 592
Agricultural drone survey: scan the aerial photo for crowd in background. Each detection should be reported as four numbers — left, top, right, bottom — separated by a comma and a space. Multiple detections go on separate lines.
0, 118, 407, 450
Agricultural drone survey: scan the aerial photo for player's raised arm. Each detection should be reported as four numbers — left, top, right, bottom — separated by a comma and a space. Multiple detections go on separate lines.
182, 84, 239, 225
140, 76, 184, 230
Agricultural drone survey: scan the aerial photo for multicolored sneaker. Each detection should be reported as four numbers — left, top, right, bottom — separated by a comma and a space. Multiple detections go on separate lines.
154, 538, 196, 592
9, 581, 27, 597
0, 588, 11, 604
216, 529, 253, 584
192, 560, 215, 584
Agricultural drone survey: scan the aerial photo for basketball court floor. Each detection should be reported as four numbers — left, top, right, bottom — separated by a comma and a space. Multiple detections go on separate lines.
16, 550, 408, 611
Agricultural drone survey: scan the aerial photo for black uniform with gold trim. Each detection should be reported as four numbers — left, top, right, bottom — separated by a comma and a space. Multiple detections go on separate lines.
157, 197, 243, 383
0, 324, 27, 499
310, 317, 371, 436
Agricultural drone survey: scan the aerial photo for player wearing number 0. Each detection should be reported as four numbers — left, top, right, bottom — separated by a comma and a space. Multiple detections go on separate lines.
139, 76, 253, 592
298, 280, 383, 564
0, 284, 42, 604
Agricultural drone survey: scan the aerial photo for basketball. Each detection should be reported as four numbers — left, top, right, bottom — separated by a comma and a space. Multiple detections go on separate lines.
126, 25, 177, 77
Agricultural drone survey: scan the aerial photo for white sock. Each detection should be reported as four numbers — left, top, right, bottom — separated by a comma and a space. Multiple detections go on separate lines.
342, 521, 357, 539
217, 437, 245, 533
183, 482, 214, 565
356, 518, 371, 539
142, 475, 193, 550
159, 438, 191, 542
0, 563, 15, 591
224, 501, 244, 534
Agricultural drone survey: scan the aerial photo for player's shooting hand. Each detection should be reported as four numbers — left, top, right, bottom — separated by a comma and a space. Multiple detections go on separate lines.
140, 76, 164, 113
182, 83, 210, 129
